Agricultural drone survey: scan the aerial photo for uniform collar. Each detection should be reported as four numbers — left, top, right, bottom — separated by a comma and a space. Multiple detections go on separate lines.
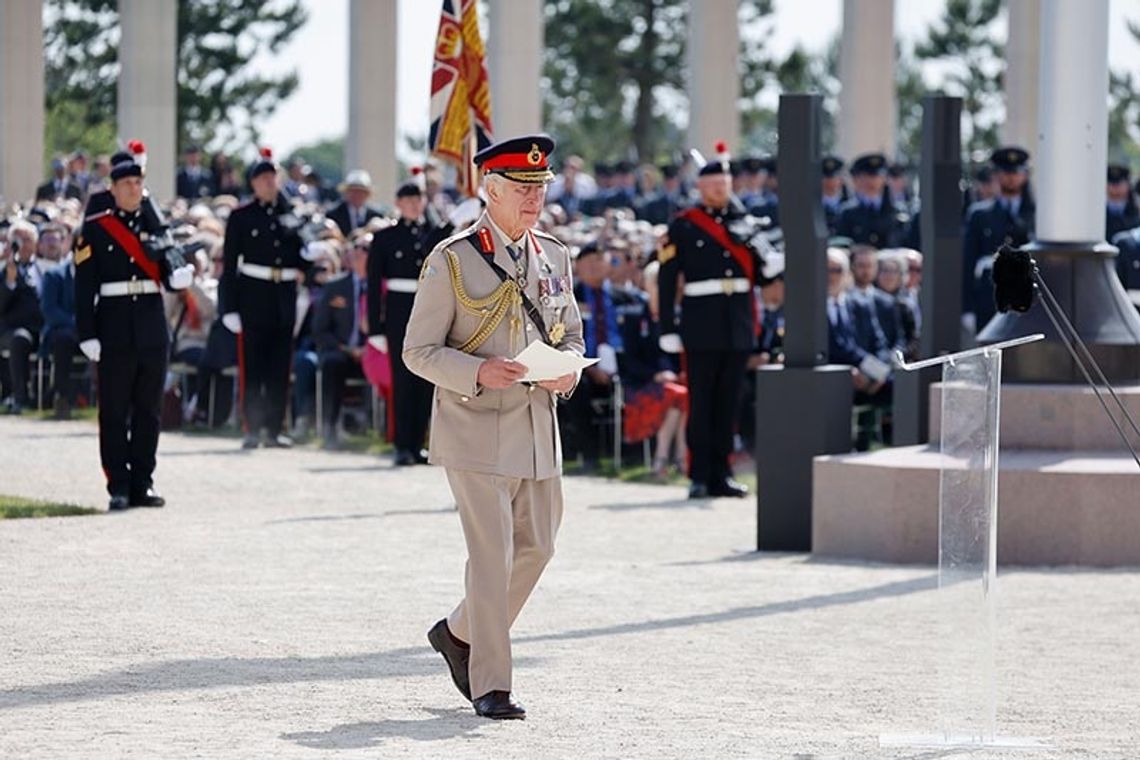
485, 212, 529, 251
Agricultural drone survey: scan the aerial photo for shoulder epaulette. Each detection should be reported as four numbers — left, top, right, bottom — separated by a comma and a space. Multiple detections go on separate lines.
431, 223, 481, 255
84, 209, 112, 222
531, 228, 569, 252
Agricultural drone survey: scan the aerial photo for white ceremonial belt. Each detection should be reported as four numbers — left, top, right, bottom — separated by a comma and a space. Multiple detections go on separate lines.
683, 278, 751, 297
386, 278, 418, 293
99, 280, 160, 297
239, 263, 299, 282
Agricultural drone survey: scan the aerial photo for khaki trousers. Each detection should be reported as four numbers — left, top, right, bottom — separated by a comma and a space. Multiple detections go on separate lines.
444, 468, 564, 699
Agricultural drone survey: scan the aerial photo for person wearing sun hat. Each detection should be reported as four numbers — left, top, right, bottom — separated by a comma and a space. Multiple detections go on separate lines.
403, 133, 584, 721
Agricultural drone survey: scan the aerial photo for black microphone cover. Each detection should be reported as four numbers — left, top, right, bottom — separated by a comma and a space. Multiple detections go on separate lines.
992, 243, 1036, 313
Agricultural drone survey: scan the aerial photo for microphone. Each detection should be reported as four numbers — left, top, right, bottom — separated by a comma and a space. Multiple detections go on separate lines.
992, 243, 1036, 313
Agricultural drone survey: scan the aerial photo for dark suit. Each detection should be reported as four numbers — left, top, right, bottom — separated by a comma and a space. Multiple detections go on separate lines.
327, 201, 384, 237
658, 204, 765, 487
75, 205, 177, 498
835, 195, 906, 248
312, 272, 366, 435
176, 166, 215, 200
220, 196, 309, 438
35, 179, 83, 202
39, 260, 81, 404
961, 195, 1035, 325
1106, 201, 1140, 242
367, 217, 451, 454
0, 262, 44, 408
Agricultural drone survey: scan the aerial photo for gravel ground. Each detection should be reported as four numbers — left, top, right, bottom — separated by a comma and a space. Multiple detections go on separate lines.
0, 414, 1137, 759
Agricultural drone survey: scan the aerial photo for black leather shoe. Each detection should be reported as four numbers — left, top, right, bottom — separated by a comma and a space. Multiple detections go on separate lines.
241, 434, 259, 450
108, 494, 130, 511
394, 449, 417, 467
265, 434, 294, 448
414, 449, 430, 465
688, 482, 710, 499
472, 690, 525, 720
709, 478, 749, 498
427, 619, 471, 701
131, 488, 165, 508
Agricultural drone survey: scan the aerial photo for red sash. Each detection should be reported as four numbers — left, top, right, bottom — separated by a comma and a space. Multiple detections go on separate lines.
93, 214, 162, 284
679, 207, 759, 334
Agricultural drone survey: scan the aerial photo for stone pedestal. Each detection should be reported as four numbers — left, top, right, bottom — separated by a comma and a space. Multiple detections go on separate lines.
347, 0, 397, 200
118, 0, 177, 202
812, 384, 1140, 566
0, 0, 44, 206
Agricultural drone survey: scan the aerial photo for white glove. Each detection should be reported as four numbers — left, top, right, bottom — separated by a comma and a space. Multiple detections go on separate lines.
79, 338, 101, 362
169, 264, 194, 290
658, 333, 683, 354
368, 334, 389, 353
222, 312, 243, 334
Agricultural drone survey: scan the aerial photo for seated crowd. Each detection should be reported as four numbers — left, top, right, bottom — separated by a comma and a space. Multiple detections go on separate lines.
3, 143, 934, 469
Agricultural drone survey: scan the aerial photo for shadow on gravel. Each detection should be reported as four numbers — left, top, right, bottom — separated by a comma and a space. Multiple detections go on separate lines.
280, 708, 484, 749
264, 506, 454, 526
588, 498, 712, 512
0, 648, 428, 710
304, 465, 392, 474
516, 574, 938, 645
160, 448, 253, 457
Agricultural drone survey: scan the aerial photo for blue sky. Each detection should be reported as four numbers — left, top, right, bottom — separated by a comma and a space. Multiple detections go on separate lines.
257, 0, 1140, 159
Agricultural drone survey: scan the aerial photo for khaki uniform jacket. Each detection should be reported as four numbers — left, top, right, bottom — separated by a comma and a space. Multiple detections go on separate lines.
403, 212, 585, 480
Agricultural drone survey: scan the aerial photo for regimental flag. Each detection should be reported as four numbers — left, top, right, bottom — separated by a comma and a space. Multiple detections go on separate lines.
428, 0, 494, 198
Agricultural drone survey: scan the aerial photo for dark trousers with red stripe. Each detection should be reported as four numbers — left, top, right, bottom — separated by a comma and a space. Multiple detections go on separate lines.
389, 331, 433, 454
98, 348, 167, 497
685, 349, 749, 486
240, 325, 292, 437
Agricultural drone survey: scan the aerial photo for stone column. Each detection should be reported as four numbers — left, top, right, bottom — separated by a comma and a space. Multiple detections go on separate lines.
837, 0, 896, 160
0, 0, 44, 206
347, 0, 397, 200
1004, 0, 1041, 151
687, 0, 739, 156
118, 0, 177, 202
487, 0, 543, 140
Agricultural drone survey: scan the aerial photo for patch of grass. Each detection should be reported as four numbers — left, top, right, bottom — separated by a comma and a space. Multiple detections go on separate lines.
34, 406, 98, 422
0, 495, 99, 519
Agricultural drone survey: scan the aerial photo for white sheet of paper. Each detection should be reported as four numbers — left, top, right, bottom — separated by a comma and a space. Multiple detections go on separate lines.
513, 340, 598, 382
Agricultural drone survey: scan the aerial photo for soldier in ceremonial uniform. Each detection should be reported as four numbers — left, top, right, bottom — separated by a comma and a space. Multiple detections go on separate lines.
657, 153, 767, 500
961, 146, 1035, 332
74, 147, 195, 510
835, 152, 905, 248
367, 178, 453, 465
1106, 164, 1139, 241
404, 134, 584, 721
220, 148, 316, 449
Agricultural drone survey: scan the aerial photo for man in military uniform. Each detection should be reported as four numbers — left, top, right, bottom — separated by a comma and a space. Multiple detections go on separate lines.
820, 155, 847, 235
1106, 164, 1139, 241
657, 154, 767, 499
367, 179, 453, 465
961, 146, 1035, 332
835, 153, 905, 248
74, 147, 195, 510
220, 148, 316, 449
403, 134, 584, 721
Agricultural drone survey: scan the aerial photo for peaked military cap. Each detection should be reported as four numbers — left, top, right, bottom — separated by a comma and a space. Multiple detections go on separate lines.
990, 146, 1030, 171
109, 151, 143, 181
698, 159, 731, 177
850, 153, 887, 176
822, 155, 844, 177
1108, 163, 1131, 184
474, 134, 556, 184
